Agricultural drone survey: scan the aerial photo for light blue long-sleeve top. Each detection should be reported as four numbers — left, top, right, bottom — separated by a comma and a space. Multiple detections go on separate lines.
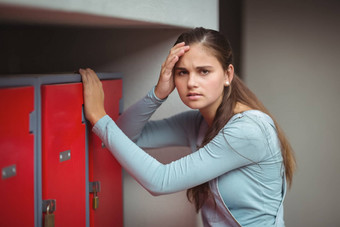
92, 88, 286, 226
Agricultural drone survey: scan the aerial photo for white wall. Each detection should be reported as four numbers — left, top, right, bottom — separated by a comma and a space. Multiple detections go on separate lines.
242, 0, 340, 226
0, 0, 218, 29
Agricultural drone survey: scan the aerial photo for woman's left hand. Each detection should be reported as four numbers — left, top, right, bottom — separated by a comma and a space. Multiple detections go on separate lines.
80, 68, 107, 125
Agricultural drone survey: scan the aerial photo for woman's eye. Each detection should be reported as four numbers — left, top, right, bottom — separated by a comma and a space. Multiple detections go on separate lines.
201, 69, 209, 75
177, 71, 188, 76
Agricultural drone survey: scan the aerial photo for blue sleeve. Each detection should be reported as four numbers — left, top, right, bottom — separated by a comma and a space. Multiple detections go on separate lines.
116, 87, 200, 148
92, 114, 268, 196
116, 87, 165, 142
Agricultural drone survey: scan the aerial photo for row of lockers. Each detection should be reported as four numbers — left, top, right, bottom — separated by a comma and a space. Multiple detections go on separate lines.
0, 74, 123, 227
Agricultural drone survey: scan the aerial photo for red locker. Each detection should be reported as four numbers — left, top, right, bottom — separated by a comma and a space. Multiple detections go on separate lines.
0, 86, 35, 227
89, 79, 123, 227
41, 83, 86, 226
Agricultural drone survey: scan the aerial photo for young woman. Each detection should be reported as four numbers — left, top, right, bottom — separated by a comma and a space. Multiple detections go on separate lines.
80, 27, 296, 227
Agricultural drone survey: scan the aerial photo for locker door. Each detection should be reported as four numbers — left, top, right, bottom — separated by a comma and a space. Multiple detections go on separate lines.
89, 79, 123, 227
41, 83, 86, 226
0, 86, 35, 227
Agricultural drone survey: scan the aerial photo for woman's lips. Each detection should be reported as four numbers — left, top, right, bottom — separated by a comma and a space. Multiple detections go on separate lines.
187, 93, 202, 100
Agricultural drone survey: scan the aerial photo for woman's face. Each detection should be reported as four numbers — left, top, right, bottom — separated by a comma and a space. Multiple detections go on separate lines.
174, 44, 229, 116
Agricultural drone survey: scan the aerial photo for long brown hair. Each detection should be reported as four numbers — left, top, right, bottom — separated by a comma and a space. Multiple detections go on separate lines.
174, 27, 296, 212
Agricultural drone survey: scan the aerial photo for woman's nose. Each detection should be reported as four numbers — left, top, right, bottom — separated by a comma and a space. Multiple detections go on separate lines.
187, 74, 198, 88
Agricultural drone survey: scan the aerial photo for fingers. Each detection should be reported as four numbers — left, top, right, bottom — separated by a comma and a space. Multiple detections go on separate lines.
167, 42, 190, 63
79, 68, 101, 86
162, 42, 190, 74
79, 68, 106, 125
172, 42, 190, 55
88, 68, 101, 83
79, 68, 88, 83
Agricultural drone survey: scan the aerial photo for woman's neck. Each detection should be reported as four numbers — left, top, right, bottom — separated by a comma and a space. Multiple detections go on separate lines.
234, 102, 253, 114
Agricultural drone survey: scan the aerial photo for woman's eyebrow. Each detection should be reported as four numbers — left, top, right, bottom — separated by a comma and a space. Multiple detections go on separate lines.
175, 65, 213, 70
174, 67, 187, 71
196, 66, 213, 69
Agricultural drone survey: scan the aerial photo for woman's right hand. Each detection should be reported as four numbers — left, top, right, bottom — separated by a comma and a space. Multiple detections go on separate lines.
154, 42, 190, 100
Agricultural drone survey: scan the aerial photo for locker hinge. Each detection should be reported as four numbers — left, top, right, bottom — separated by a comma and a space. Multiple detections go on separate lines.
42, 200, 56, 213
81, 104, 86, 124
29, 111, 36, 134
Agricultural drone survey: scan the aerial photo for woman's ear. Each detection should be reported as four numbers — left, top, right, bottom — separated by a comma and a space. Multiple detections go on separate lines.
224, 64, 234, 86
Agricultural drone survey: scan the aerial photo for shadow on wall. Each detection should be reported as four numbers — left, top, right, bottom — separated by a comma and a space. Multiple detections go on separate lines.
0, 24, 186, 75
219, 0, 243, 76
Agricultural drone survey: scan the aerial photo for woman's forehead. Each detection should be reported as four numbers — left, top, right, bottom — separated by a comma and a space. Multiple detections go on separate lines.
176, 44, 220, 67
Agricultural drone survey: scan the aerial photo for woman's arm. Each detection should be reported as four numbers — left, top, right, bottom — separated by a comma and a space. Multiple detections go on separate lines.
116, 87, 166, 142
116, 42, 189, 145
81, 68, 270, 195
93, 113, 269, 196
81, 42, 191, 147
80, 42, 189, 125
116, 87, 201, 148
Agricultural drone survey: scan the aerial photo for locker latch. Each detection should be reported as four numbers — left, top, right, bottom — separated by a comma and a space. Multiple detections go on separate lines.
42, 199, 56, 227
42, 200, 56, 213
89, 181, 101, 210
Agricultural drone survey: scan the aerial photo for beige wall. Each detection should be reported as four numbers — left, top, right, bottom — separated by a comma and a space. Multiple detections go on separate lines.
242, 0, 340, 226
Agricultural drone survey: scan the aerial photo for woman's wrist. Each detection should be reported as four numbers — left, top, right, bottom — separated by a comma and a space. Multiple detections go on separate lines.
89, 112, 107, 126
154, 85, 169, 100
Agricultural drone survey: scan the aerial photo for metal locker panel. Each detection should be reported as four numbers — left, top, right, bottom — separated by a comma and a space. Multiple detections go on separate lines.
41, 83, 86, 226
0, 86, 35, 227
89, 79, 123, 227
